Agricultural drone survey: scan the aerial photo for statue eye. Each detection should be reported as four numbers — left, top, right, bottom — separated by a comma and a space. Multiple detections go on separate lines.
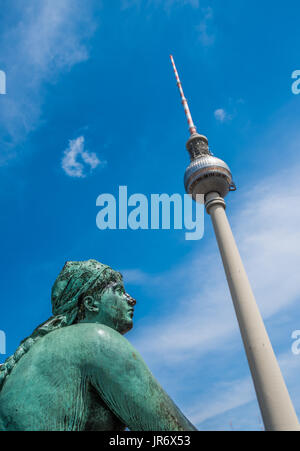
112, 284, 125, 295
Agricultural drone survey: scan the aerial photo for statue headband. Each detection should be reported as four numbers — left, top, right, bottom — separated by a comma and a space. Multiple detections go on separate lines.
51, 260, 123, 316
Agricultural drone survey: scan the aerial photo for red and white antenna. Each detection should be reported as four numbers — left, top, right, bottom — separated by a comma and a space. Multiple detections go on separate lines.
170, 55, 197, 136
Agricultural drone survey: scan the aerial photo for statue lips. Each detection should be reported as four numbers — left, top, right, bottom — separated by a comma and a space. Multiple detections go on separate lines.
128, 308, 134, 319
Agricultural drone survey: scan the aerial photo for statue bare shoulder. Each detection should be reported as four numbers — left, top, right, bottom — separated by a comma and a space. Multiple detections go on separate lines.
71, 322, 197, 431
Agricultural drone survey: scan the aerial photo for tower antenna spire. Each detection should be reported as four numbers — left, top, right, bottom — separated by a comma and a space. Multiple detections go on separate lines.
170, 55, 197, 136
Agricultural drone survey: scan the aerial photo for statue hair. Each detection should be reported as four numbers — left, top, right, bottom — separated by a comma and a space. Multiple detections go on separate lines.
0, 260, 123, 391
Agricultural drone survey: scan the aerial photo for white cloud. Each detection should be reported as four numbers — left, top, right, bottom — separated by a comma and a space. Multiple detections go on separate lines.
0, 0, 97, 162
62, 136, 104, 178
214, 108, 230, 122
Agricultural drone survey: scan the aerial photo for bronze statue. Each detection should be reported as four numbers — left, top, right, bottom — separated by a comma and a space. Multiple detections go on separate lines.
0, 260, 197, 431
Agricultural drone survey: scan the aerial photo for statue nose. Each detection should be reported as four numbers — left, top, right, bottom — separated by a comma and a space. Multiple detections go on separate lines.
125, 293, 136, 307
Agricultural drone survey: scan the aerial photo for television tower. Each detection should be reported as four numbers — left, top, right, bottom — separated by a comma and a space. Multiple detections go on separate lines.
170, 55, 300, 431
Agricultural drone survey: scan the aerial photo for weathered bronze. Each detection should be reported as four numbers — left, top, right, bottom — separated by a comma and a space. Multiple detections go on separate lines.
0, 260, 197, 431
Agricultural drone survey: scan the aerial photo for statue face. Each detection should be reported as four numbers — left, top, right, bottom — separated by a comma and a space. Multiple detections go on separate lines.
92, 282, 136, 334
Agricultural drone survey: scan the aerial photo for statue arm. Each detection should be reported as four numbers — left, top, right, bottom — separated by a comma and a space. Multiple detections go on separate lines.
89, 326, 197, 431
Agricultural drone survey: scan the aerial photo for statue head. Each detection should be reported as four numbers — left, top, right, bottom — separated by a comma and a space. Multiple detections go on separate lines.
51, 259, 136, 334
0, 259, 136, 390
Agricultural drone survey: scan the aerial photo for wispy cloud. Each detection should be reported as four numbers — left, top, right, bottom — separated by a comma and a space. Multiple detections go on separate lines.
120, 268, 161, 286
62, 136, 104, 178
162, 0, 200, 9
188, 376, 255, 426
121, 0, 199, 12
187, 350, 300, 429
0, 0, 98, 163
197, 7, 215, 47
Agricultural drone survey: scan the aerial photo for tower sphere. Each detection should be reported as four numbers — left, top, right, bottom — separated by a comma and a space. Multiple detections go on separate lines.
184, 154, 234, 200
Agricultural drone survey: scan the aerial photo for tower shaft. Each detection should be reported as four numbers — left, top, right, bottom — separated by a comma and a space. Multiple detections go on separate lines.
205, 192, 300, 431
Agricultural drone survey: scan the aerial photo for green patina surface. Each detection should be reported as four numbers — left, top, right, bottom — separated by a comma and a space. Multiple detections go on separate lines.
0, 259, 197, 431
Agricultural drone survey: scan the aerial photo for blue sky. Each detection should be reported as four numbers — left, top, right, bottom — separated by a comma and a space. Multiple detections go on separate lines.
1, 0, 300, 431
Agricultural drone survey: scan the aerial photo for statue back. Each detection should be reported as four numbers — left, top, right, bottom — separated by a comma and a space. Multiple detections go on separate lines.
0, 324, 126, 431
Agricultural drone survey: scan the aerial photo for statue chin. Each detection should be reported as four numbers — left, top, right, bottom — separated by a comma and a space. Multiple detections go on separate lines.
92, 318, 133, 335
120, 319, 133, 335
